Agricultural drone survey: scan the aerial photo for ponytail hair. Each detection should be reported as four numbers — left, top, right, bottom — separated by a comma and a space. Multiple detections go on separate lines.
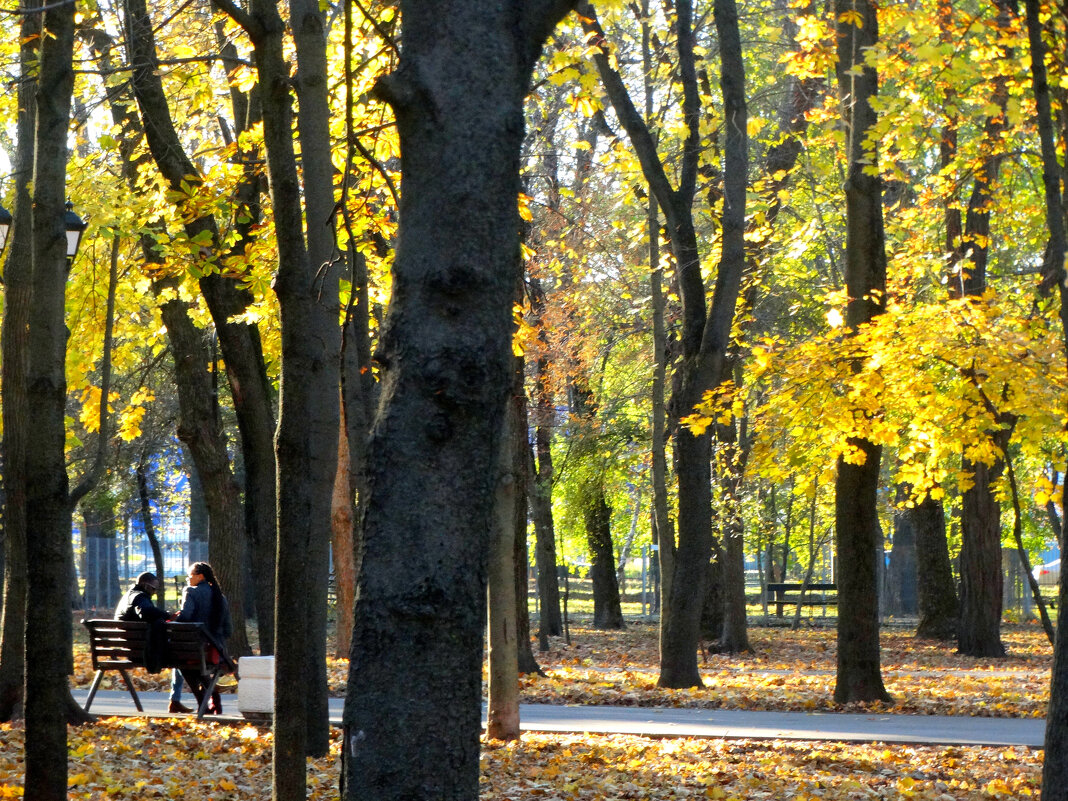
191, 562, 226, 633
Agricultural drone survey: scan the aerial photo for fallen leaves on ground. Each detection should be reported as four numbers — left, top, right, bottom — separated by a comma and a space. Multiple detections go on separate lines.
0, 718, 338, 800
73, 621, 1055, 718
0, 721, 1043, 800
481, 734, 1042, 800
329, 622, 1053, 719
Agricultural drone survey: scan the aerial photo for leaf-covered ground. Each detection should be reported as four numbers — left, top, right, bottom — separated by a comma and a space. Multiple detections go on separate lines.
503, 621, 1053, 718
0, 721, 1043, 799
72, 620, 1054, 718
18, 621, 1052, 798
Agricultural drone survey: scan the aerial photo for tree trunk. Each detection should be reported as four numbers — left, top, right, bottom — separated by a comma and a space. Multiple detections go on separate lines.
912, 496, 958, 639
135, 463, 166, 583
718, 426, 750, 653
887, 488, 919, 618
187, 453, 209, 564
23, 0, 76, 793
834, 444, 891, 703
529, 438, 563, 638
512, 371, 541, 675
342, 3, 575, 797
586, 489, 625, 630
941, 0, 1014, 660
832, 0, 891, 705
957, 451, 1007, 656
81, 496, 121, 613
529, 280, 563, 637
331, 403, 357, 659
0, 4, 39, 722
487, 391, 520, 741
1026, 0, 1068, 789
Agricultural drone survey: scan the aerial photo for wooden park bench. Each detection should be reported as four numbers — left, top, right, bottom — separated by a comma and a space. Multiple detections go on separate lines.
765, 582, 838, 617
82, 619, 238, 719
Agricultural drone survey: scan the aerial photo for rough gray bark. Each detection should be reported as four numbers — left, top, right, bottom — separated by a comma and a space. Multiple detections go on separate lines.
0, 3, 39, 723
23, 0, 76, 794
912, 496, 958, 639
832, 0, 891, 705
1023, 0, 1068, 785
512, 369, 542, 675
342, 2, 576, 797
957, 440, 1008, 657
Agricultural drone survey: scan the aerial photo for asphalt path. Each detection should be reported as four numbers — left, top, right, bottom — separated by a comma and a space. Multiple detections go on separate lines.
70, 689, 1045, 748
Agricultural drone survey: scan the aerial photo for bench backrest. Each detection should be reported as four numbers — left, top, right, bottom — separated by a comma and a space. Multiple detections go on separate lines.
83, 619, 236, 675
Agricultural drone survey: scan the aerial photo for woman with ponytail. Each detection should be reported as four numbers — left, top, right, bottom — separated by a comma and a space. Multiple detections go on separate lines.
174, 561, 233, 714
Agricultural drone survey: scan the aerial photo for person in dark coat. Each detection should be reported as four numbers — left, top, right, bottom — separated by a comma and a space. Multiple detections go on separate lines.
174, 562, 232, 714
114, 572, 170, 674
115, 572, 168, 623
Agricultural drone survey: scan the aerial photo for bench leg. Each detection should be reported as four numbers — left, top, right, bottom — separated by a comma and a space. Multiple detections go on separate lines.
117, 668, 144, 712
84, 670, 105, 712
195, 668, 224, 720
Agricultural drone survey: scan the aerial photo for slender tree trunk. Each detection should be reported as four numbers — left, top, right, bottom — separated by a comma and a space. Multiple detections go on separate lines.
0, 4, 39, 723
512, 371, 541, 675
832, 0, 891, 704
718, 419, 750, 653
136, 463, 166, 582
220, 0, 342, 783
340, 248, 376, 657
529, 280, 563, 637
487, 390, 520, 741
23, 0, 76, 793
331, 404, 357, 659
342, 3, 576, 796
586, 489, 625, 630
580, 0, 747, 688
121, 0, 265, 657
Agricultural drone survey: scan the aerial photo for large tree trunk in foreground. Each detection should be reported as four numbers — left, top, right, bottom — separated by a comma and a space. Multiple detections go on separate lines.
24, 0, 76, 795
342, 3, 575, 797
832, 0, 891, 705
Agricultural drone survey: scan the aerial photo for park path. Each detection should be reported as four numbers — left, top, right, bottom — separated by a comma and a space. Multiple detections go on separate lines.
70, 689, 1044, 748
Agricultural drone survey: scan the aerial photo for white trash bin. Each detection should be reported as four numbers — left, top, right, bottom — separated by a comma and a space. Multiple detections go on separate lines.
237, 656, 275, 720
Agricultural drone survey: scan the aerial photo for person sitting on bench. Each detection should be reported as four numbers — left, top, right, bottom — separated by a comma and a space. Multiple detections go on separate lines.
174, 562, 232, 715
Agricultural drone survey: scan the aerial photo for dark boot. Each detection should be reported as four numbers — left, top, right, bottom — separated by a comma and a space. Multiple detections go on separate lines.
209, 690, 222, 715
